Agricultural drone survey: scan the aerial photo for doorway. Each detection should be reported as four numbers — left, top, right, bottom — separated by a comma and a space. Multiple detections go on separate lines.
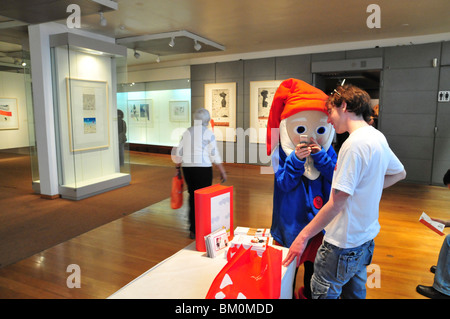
313, 70, 381, 152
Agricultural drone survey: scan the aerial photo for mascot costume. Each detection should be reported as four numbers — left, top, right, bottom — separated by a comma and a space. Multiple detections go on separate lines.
266, 78, 337, 299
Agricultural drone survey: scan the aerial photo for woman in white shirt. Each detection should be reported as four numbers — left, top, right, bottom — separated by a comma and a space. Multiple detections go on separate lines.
173, 108, 227, 239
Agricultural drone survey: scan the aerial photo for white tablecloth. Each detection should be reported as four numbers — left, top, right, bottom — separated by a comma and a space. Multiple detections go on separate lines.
108, 242, 295, 299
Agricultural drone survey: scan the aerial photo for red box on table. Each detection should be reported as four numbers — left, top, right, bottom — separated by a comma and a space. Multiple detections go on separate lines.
194, 184, 233, 252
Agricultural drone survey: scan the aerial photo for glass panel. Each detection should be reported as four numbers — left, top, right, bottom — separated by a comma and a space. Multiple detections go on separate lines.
115, 55, 130, 175
22, 50, 40, 191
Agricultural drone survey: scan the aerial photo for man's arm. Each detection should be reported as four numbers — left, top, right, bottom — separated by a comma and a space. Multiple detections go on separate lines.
383, 169, 406, 189
282, 188, 350, 267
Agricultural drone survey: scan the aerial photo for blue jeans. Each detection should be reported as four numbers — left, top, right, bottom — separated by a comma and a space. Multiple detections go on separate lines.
433, 235, 450, 296
311, 239, 375, 299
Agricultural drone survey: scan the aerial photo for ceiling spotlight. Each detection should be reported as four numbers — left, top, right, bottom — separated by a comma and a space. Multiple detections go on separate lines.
99, 11, 107, 26
169, 37, 175, 48
194, 40, 202, 51
156, 56, 160, 63
21, 61, 27, 67
134, 50, 140, 59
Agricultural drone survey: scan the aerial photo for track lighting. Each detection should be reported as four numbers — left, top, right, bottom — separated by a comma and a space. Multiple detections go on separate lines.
194, 40, 202, 51
14, 59, 26, 67
134, 50, 140, 59
99, 11, 107, 26
169, 37, 175, 48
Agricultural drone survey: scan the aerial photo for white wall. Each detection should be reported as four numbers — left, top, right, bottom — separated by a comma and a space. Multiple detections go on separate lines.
0, 71, 30, 150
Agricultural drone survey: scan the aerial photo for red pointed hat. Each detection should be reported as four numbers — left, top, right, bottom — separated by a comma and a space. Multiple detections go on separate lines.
266, 78, 329, 155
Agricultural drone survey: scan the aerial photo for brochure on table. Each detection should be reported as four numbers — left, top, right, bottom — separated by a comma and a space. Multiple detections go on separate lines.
205, 226, 273, 258
419, 212, 445, 236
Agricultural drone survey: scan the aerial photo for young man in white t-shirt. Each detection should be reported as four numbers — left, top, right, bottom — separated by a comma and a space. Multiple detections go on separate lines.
282, 82, 406, 298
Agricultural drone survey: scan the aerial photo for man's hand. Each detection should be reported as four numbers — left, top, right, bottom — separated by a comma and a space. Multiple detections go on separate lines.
282, 233, 308, 267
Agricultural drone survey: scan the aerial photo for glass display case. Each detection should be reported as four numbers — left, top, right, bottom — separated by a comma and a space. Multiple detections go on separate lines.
50, 33, 130, 200
117, 79, 191, 147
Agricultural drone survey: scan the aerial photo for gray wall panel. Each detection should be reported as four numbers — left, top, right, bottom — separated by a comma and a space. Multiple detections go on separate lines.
435, 104, 450, 137
244, 58, 276, 77
384, 43, 441, 69
276, 54, 311, 77
311, 51, 346, 62
383, 68, 439, 91
382, 91, 437, 114
386, 135, 434, 161
399, 158, 433, 183
438, 65, 450, 88
216, 60, 244, 79
345, 48, 384, 59
441, 41, 450, 66
190, 64, 215, 81
432, 159, 450, 185
381, 114, 436, 138
432, 65, 450, 184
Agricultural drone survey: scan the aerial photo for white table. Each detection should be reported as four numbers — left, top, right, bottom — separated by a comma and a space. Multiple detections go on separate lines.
108, 242, 295, 299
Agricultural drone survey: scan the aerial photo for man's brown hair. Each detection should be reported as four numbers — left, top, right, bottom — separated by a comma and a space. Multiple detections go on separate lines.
327, 84, 373, 123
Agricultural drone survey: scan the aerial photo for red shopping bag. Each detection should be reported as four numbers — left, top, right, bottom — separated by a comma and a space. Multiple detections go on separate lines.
206, 245, 282, 299
170, 170, 183, 209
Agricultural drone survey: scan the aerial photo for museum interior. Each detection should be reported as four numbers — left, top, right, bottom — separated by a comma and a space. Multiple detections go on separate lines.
0, 0, 449, 301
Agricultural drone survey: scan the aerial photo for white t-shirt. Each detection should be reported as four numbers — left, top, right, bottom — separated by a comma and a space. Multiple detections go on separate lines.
324, 126, 404, 248
174, 124, 222, 167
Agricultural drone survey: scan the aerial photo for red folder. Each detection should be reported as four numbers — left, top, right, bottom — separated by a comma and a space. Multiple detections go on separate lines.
194, 184, 233, 252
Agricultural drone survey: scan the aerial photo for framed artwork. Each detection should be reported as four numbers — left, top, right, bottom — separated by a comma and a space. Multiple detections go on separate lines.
169, 100, 190, 122
249, 80, 282, 144
0, 97, 19, 130
66, 78, 109, 152
204, 82, 236, 142
128, 99, 153, 125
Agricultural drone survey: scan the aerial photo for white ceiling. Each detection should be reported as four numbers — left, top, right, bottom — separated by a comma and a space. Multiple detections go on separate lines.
0, 0, 450, 69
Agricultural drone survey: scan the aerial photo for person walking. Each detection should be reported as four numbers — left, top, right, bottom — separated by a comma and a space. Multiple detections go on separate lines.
173, 108, 227, 239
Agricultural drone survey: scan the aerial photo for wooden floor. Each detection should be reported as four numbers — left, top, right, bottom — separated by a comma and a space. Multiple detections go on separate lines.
0, 151, 448, 299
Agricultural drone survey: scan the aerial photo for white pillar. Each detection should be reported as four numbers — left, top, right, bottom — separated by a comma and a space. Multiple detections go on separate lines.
28, 23, 65, 198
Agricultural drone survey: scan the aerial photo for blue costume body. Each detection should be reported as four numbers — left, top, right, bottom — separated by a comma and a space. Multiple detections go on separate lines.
271, 145, 337, 248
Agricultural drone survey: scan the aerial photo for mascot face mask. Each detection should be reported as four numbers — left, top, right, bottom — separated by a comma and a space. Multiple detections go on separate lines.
280, 110, 334, 180
266, 79, 335, 180
281, 110, 334, 153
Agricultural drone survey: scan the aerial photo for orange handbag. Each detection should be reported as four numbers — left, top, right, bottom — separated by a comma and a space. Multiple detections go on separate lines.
170, 169, 183, 209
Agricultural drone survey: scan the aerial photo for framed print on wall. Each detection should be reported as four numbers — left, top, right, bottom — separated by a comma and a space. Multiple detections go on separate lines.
204, 82, 236, 142
169, 100, 190, 122
249, 80, 282, 144
66, 78, 109, 152
0, 97, 19, 130
128, 99, 153, 125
